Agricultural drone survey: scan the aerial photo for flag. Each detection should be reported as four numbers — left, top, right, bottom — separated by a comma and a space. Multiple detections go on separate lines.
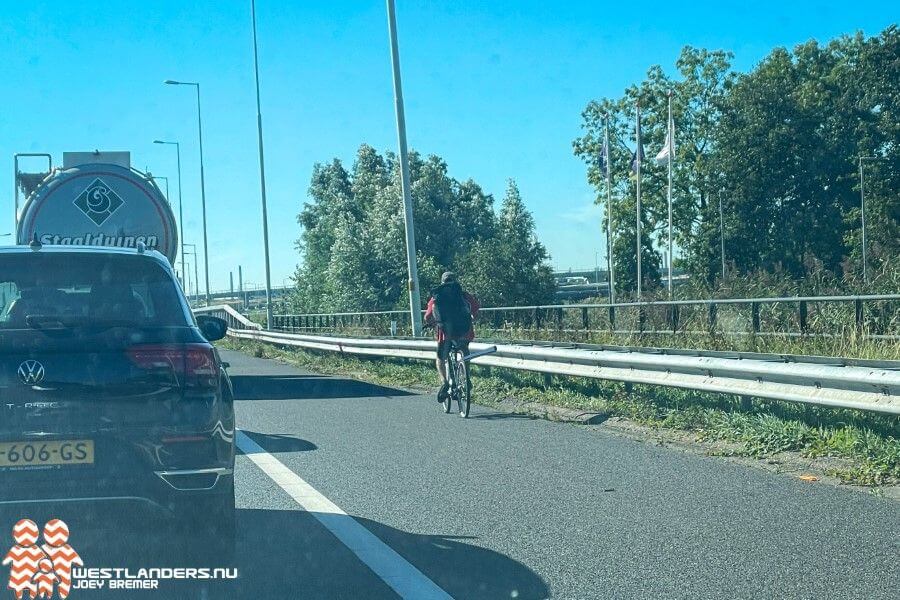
631, 108, 644, 174
655, 110, 674, 166
598, 135, 609, 177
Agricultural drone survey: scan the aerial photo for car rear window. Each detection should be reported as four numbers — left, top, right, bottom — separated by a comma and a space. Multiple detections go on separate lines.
0, 252, 189, 329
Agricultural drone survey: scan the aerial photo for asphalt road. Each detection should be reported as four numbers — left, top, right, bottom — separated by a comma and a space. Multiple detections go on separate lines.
16, 349, 898, 599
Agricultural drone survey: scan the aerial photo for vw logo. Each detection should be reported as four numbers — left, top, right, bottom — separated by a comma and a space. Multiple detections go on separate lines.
17, 360, 45, 385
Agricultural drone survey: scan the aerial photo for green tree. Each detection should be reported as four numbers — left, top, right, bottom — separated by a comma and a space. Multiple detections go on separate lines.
292, 148, 552, 312
460, 180, 555, 306
574, 47, 733, 293
575, 29, 899, 291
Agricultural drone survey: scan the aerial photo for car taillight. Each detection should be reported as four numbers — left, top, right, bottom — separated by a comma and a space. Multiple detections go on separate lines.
127, 344, 218, 389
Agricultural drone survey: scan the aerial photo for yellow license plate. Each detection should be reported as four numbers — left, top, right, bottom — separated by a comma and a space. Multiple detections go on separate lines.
0, 440, 94, 467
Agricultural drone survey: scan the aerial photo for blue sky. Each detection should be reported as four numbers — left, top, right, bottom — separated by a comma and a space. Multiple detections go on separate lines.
1, 1, 895, 291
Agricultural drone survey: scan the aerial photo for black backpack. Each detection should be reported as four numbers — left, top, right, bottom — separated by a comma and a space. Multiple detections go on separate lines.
430, 282, 472, 338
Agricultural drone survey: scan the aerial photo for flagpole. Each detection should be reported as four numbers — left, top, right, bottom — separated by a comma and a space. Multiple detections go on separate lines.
666, 91, 673, 297
604, 115, 615, 304
635, 100, 642, 301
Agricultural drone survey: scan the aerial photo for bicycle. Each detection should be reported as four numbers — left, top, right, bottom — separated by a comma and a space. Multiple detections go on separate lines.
442, 340, 497, 418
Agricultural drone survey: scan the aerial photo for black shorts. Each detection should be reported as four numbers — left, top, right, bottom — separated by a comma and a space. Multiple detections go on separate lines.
437, 339, 470, 361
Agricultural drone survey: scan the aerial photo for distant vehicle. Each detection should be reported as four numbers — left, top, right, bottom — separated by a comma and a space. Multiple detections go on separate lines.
558, 276, 590, 286
0, 245, 235, 556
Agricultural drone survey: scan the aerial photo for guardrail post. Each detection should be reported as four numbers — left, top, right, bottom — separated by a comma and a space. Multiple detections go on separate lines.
534, 307, 542, 330
741, 396, 752, 411
855, 299, 863, 333
708, 303, 717, 332
609, 306, 616, 331
799, 301, 808, 334
638, 306, 646, 333
582, 307, 589, 331
555, 307, 563, 330
751, 302, 760, 334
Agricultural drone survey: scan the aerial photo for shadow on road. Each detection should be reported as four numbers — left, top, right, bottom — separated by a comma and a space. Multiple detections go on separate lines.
231, 374, 412, 401
0, 507, 548, 600
356, 515, 550, 600
239, 430, 317, 454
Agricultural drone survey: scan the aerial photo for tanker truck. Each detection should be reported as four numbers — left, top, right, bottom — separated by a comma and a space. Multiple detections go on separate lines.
14, 150, 178, 262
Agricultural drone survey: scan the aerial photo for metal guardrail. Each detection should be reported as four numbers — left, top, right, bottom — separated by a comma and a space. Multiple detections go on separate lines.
265, 294, 900, 339
196, 305, 900, 415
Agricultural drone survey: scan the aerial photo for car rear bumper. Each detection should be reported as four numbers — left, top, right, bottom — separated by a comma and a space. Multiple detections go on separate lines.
0, 469, 234, 517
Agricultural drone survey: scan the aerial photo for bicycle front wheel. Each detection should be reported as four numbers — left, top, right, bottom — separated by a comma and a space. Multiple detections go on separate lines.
442, 356, 454, 414
454, 351, 471, 418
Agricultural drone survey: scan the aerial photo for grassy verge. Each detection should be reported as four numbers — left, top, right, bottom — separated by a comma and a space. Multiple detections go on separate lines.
220, 337, 900, 487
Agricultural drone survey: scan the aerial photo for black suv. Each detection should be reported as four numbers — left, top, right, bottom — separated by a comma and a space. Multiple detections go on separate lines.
0, 246, 235, 555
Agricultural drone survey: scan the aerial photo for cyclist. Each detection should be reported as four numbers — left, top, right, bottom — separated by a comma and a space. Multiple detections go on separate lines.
424, 271, 480, 402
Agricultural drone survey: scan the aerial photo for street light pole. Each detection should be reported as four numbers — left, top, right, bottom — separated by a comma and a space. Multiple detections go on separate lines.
165, 80, 210, 306
184, 243, 200, 305
666, 90, 674, 297
603, 115, 615, 304
386, 0, 423, 336
718, 194, 726, 280
250, 0, 274, 330
858, 156, 887, 285
859, 157, 868, 285
154, 140, 185, 290
635, 100, 643, 301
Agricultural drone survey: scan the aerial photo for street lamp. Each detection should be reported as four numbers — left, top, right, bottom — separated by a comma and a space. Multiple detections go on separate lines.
386, 0, 423, 336
249, 0, 274, 330
153, 140, 186, 288
858, 156, 887, 285
165, 79, 210, 306
183, 243, 201, 305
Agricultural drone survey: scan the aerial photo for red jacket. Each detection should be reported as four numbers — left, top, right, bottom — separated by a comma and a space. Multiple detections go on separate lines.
424, 291, 479, 342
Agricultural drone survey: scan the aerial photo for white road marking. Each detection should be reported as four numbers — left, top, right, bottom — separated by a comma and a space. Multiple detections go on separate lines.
236, 431, 452, 600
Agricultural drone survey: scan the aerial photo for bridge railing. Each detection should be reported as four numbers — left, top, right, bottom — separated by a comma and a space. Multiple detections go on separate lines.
265, 294, 900, 341
195, 305, 262, 331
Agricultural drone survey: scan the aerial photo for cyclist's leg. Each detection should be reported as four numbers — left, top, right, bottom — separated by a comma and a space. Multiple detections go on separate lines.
436, 340, 451, 400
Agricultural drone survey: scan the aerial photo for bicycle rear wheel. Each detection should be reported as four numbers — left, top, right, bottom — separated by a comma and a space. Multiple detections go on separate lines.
454, 351, 471, 418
